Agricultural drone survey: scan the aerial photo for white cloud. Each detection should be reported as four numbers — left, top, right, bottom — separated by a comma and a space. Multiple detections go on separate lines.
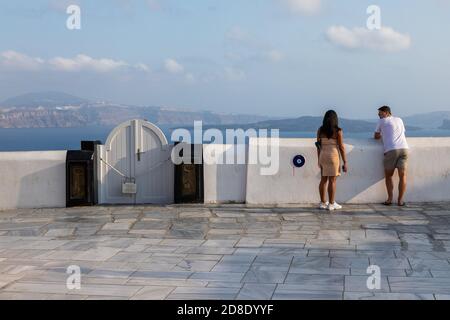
225, 26, 285, 64
0, 50, 149, 73
185, 73, 196, 84
225, 26, 250, 42
49, 54, 128, 72
326, 26, 411, 53
164, 58, 184, 74
135, 63, 151, 72
280, 0, 321, 15
224, 67, 246, 81
0, 50, 45, 71
265, 50, 285, 62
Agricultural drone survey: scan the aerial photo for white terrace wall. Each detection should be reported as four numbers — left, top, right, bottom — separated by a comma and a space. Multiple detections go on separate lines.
0, 151, 67, 209
1, 138, 449, 209
246, 138, 450, 205
203, 144, 247, 204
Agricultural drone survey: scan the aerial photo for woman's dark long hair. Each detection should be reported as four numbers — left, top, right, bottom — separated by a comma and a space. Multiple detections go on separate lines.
319, 110, 341, 139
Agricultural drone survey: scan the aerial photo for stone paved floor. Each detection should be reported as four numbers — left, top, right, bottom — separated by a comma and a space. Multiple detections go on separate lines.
0, 203, 450, 300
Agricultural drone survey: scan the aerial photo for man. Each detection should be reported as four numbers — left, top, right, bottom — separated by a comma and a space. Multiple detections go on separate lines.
374, 106, 409, 206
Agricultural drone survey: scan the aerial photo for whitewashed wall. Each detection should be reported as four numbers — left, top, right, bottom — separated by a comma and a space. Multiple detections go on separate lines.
203, 144, 247, 204
0, 151, 67, 209
246, 138, 450, 205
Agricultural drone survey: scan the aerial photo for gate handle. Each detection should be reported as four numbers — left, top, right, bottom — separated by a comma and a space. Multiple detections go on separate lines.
137, 148, 141, 162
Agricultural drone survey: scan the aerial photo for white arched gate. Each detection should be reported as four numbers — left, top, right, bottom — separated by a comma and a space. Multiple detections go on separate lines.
97, 119, 174, 204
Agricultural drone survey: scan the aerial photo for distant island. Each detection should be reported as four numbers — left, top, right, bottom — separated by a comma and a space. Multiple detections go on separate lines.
1, 91, 449, 132
439, 119, 450, 130
0, 92, 273, 129
180, 116, 422, 133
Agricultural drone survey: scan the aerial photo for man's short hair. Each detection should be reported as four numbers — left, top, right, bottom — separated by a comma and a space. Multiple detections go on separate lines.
378, 106, 392, 115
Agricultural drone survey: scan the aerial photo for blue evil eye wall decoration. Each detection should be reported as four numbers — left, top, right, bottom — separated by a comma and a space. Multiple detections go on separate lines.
293, 155, 306, 168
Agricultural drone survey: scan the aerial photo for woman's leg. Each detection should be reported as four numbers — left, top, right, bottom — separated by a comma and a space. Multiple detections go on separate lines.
328, 176, 337, 204
319, 176, 328, 203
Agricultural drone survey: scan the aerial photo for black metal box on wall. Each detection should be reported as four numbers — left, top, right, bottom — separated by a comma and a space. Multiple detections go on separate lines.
174, 143, 204, 204
66, 141, 101, 207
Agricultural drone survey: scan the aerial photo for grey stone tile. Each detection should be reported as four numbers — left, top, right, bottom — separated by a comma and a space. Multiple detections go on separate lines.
190, 272, 245, 282
289, 267, 350, 275
307, 249, 330, 257
257, 248, 307, 256
331, 257, 369, 269
172, 287, 240, 295
291, 257, 331, 269
350, 268, 406, 277
253, 255, 293, 266
273, 289, 342, 300
159, 239, 205, 247
126, 278, 208, 287
211, 263, 251, 273
88, 269, 135, 279
101, 222, 132, 231
236, 238, 265, 248
344, 292, 434, 300
45, 229, 75, 237
220, 255, 256, 263
207, 282, 243, 288
3, 282, 142, 297
242, 269, 287, 284
75, 247, 123, 261
130, 286, 175, 300
389, 277, 450, 294
369, 258, 411, 269
236, 284, 276, 300
174, 260, 218, 272
429, 270, 450, 278
283, 275, 344, 291
131, 271, 192, 280
202, 240, 237, 247
409, 258, 450, 271
344, 276, 390, 293
166, 293, 236, 300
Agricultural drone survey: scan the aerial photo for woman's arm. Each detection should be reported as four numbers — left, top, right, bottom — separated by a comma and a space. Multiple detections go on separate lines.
337, 130, 348, 172
316, 129, 321, 168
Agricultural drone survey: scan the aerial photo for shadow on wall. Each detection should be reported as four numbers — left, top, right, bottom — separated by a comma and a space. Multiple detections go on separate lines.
213, 145, 248, 204
18, 164, 66, 209
334, 142, 387, 203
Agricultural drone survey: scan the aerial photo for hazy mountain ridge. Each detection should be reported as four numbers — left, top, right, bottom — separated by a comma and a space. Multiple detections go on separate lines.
403, 111, 450, 129
1, 92, 449, 131
191, 116, 422, 133
0, 92, 273, 128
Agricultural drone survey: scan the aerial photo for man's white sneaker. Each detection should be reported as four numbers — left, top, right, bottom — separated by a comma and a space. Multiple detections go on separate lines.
327, 202, 342, 211
319, 202, 329, 210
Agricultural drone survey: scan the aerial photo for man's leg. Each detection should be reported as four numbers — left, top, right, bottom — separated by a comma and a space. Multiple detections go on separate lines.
384, 169, 395, 204
398, 168, 407, 205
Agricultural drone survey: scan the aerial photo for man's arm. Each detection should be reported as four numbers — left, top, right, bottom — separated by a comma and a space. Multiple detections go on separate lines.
374, 121, 382, 140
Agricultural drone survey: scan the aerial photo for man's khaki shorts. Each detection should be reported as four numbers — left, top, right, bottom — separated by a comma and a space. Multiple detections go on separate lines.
384, 149, 409, 171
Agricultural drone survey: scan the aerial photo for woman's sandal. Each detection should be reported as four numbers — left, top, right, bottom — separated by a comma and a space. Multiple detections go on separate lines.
398, 202, 407, 207
382, 201, 393, 206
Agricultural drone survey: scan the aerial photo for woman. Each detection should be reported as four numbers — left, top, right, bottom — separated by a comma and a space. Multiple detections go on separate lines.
316, 110, 348, 211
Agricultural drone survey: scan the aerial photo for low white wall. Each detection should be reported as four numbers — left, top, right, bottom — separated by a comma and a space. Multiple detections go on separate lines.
246, 138, 450, 205
203, 144, 247, 204
0, 151, 67, 209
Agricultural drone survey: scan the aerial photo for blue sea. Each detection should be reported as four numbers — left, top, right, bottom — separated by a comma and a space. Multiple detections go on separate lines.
0, 126, 449, 151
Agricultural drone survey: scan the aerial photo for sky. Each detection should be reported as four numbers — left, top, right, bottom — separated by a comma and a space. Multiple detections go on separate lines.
0, 0, 450, 119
